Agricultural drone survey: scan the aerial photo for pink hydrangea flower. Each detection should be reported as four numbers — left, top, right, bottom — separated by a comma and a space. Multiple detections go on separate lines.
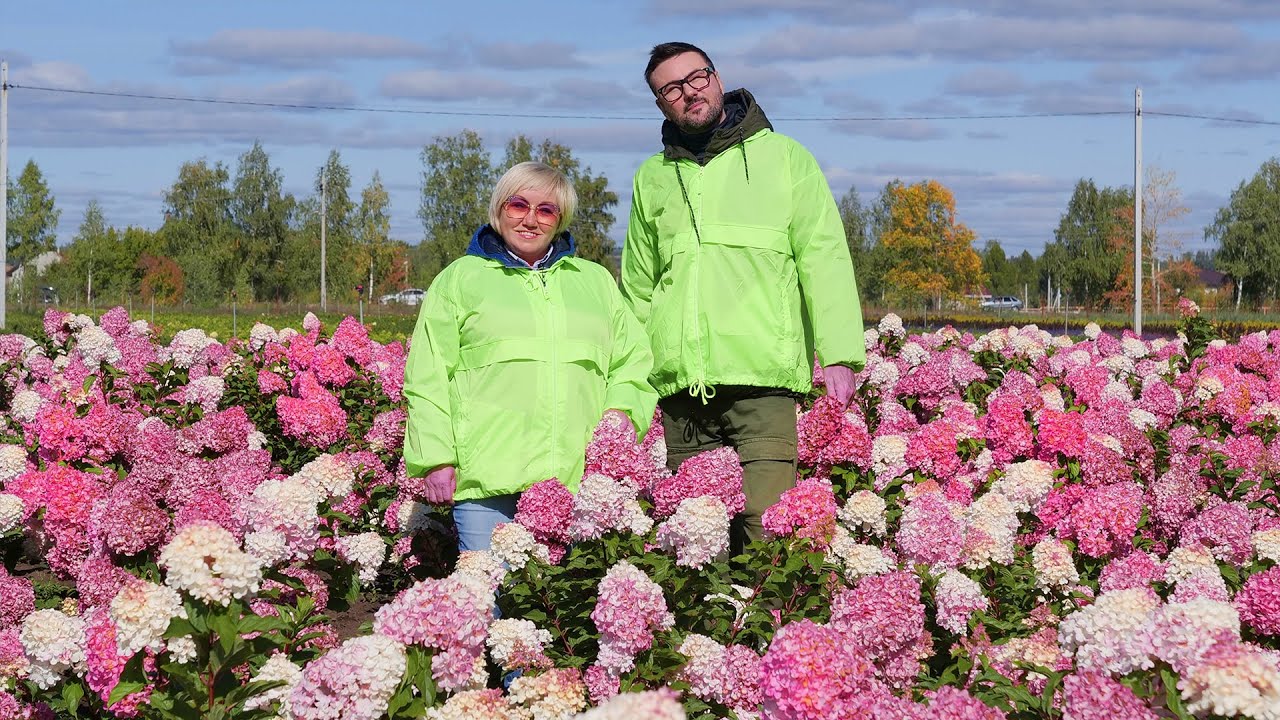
761, 478, 839, 549
797, 395, 872, 471
591, 561, 673, 674
649, 446, 746, 520
1235, 566, 1280, 637
515, 478, 575, 547
759, 619, 884, 720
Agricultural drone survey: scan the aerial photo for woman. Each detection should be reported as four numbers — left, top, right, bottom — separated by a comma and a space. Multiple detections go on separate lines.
404, 162, 657, 552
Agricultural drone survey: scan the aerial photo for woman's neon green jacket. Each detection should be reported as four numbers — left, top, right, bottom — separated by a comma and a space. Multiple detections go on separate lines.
403, 226, 657, 501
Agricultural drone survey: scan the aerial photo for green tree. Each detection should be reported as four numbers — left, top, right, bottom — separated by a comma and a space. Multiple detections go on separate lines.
1206, 157, 1280, 309
6, 159, 61, 299
980, 240, 1012, 295
1044, 179, 1132, 307
356, 171, 393, 298
230, 142, 295, 302
416, 130, 495, 283
160, 159, 235, 305
287, 152, 358, 303
838, 185, 871, 284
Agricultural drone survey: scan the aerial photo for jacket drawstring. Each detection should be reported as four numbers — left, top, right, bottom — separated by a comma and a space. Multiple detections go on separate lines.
739, 127, 750, 183
674, 164, 702, 245
688, 379, 716, 404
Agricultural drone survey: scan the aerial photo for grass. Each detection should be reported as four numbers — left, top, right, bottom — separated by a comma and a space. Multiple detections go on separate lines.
4, 301, 1279, 345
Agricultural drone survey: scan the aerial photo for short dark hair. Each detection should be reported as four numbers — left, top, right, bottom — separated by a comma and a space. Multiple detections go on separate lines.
645, 42, 715, 90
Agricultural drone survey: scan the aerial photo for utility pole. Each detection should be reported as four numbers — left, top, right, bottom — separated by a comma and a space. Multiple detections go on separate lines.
1, 61, 9, 329
320, 165, 327, 312
1133, 87, 1143, 337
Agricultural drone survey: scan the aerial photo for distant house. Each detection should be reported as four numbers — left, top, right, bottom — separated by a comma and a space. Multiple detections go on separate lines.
1197, 268, 1227, 295
7, 251, 62, 287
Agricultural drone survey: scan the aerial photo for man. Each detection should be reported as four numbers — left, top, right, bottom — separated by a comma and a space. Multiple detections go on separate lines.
622, 41, 866, 544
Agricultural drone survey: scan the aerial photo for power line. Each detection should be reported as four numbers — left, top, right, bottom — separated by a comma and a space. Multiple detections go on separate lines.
1145, 110, 1280, 127
8, 83, 1133, 123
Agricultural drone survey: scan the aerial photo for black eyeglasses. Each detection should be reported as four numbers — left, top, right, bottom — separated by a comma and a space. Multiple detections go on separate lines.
654, 67, 715, 103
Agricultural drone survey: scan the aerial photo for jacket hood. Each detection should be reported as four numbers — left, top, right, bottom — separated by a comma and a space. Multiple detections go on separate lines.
661, 89, 773, 164
466, 224, 576, 269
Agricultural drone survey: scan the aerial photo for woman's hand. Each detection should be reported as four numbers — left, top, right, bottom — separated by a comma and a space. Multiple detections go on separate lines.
423, 465, 457, 505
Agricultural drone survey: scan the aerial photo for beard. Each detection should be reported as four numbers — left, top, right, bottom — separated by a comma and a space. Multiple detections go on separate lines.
669, 92, 724, 134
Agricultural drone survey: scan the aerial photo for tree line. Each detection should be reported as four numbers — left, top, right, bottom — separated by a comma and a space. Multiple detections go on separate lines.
6, 137, 1280, 311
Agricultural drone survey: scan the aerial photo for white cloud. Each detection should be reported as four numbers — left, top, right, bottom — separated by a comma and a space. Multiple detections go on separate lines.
379, 69, 525, 101
169, 29, 439, 70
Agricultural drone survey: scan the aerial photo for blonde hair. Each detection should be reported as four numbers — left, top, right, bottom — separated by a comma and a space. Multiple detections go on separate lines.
488, 162, 578, 235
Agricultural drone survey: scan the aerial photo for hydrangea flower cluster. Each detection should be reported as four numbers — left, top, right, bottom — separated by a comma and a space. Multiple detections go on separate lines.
591, 561, 674, 674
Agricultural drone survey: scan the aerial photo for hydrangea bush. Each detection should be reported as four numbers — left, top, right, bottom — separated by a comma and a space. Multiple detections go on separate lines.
1, 305, 1278, 719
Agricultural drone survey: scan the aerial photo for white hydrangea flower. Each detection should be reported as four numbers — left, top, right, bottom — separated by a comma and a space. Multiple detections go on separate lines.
1121, 337, 1148, 359
0, 445, 28, 484
167, 635, 198, 664
826, 527, 892, 580
183, 375, 225, 412
867, 360, 900, 390
1150, 599, 1241, 673
486, 619, 552, 671
575, 690, 685, 720
336, 532, 387, 585
963, 492, 1019, 569
838, 490, 888, 536
655, 496, 730, 569
878, 313, 906, 338
1179, 642, 1280, 720
900, 341, 929, 367
934, 568, 989, 634
1128, 408, 1158, 432
569, 473, 652, 541
294, 454, 355, 500
491, 522, 551, 571
1039, 385, 1066, 412
19, 609, 87, 689
1032, 537, 1079, 590
1193, 375, 1225, 402
110, 578, 186, 656
0, 494, 24, 534
1083, 323, 1102, 340
1252, 529, 1280, 564
159, 522, 263, 606
247, 430, 269, 451
992, 459, 1056, 514
9, 390, 44, 425
242, 652, 303, 716
243, 529, 291, 569
1057, 588, 1159, 675
242, 478, 323, 561
248, 323, 281, 351
869, 435, 908, 481
1165, 546, 1219, 585
75, 325, 122, 367
166, 328, 217, 368
863, 328, 881, 351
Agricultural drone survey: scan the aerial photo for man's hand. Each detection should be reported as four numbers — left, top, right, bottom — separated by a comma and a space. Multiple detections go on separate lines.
422, 465, 457, 505
822, 364, 856, 409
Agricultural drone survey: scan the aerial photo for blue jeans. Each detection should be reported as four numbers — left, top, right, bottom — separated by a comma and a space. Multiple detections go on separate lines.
453, 495, 519, 552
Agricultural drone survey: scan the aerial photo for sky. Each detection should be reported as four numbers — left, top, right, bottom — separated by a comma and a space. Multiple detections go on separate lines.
3, 1, 1280, 260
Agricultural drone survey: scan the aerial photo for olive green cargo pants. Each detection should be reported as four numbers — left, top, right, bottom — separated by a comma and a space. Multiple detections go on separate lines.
659, 387, 798, 546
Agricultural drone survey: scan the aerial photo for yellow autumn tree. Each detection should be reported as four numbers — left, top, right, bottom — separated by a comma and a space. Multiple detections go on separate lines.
879, 179, 986, 309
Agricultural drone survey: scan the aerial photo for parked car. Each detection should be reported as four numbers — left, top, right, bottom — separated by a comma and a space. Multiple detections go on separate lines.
379, 288, 426, 306
980, 295, 1023, 311
397, 288, 425, 306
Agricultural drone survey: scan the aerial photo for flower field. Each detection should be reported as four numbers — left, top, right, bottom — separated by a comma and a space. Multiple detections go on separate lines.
0, 302, 1277, 719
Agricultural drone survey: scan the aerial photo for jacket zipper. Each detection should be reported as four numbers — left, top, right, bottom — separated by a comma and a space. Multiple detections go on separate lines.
535, 269, 557, 478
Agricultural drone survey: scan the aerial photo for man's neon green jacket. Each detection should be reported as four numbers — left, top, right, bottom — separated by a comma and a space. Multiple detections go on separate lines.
622, 93, 865, 400
403, 227, 657, 500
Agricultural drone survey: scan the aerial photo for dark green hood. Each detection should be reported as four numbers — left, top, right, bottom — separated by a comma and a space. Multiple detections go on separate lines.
661, 89, 773, 165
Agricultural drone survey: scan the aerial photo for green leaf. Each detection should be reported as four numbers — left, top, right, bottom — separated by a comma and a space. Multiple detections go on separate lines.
61, 682, 84, 717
